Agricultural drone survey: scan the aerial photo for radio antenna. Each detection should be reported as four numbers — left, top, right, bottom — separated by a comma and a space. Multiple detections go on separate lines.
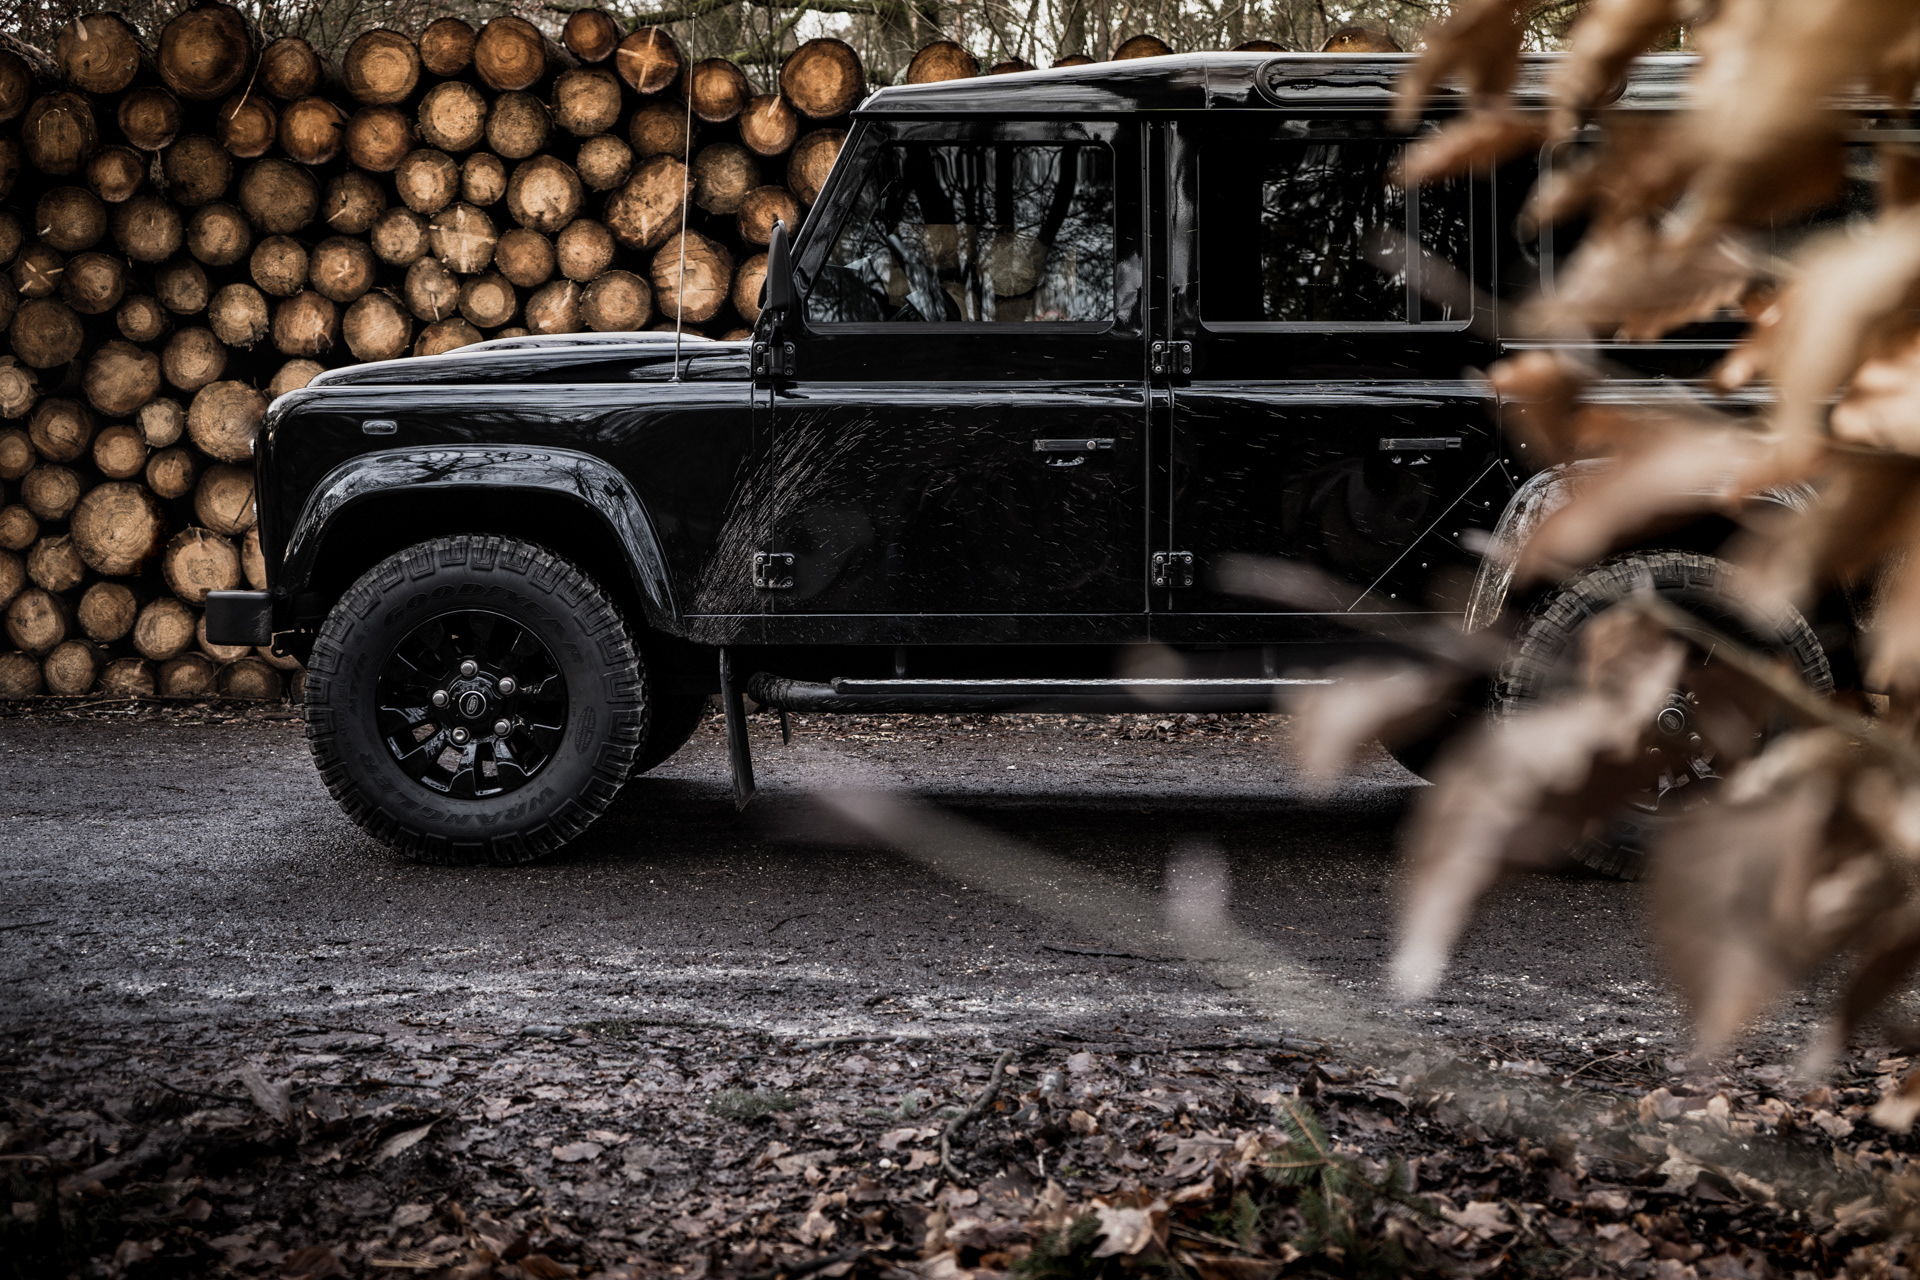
671, 68, 694, 383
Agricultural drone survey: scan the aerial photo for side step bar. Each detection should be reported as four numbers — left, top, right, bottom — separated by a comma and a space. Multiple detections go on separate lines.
745, 673, 1332, 715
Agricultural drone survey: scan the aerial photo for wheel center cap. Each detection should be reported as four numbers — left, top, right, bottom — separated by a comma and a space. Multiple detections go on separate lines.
458, 690, 489, 719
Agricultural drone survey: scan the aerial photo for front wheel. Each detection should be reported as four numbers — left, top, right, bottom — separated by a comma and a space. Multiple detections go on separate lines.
304, 536, 647, 864
1498, 550, 1831, 879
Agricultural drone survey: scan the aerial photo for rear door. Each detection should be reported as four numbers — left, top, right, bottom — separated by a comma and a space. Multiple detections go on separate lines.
757, 118, 1149, 638
1156, 112, 1512, 637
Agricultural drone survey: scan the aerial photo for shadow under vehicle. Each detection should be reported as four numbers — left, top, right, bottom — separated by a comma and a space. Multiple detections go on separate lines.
209, 53, 1859, 871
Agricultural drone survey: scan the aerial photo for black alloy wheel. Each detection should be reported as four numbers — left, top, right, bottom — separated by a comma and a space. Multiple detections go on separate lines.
306, 535, 648, 864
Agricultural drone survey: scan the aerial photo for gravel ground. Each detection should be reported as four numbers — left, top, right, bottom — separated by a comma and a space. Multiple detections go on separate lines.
0, 703, 1750, 1061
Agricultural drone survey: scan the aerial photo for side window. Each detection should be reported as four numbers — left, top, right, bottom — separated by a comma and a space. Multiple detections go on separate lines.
1199, 132, 1472, 326
808, 141, 1116, 325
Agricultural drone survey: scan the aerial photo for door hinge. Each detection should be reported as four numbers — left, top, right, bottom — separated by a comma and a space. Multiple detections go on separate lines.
1150, 340, 1193, 378
1151, 551, 1195, 588
752, 340, 796, 379
753, 551, 795, 589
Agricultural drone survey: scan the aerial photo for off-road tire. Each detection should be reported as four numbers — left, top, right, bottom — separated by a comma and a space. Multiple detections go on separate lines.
305, 536, 647, 864
636, 693, 709, 773
1497, 549, 1830, 879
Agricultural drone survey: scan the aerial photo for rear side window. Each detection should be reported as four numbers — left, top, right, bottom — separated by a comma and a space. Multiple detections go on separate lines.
809, 142, 1116, 325
1199, 133, 1472, 327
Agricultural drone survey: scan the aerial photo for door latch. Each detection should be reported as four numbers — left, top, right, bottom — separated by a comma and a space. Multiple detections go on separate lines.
752, 551, 795, 589
1150, 341, 1193, 378
1151, 551, 1195, 588
751, 340, 796, 379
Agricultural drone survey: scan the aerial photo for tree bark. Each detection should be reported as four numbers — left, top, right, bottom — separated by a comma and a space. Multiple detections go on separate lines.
219, 655, 281, 699
495, 228, 556, 288
92, 423, 148, 479
271, 291, 337, 356
430, 202, 498, 274
242, 526, 266, 589
605, 154, 688, 249
82, 341, 161, 416
692, 142, 759, 214
576, 134, 633, 191
782, 38, 866, 117
787, 128, 845, 204
651, 230, 732, 323
132, 595, 195, 660
216, 91, 278, 158
577, 268, 649, 332
322, 170, 387, 234
556, 218, 616, 281
117, 294, 169, 343
1114, 34, 1174, 58
343, 29, 421, 106
12, 243, 62, 299
158, 3, 256, 101
237, 159, 318, 233
419, 18, 477, 78
738, 93, 799, 157
58, 13, 149, 94
395, 148, 460, 214
194, 461, 256, 535
629, 99, 691, 158
404, 255, 460, 322
27, 397, 92, 463
267, 359, 322, 397
158, 652, 216, 698
42, 639, 101, 696
162, 527, 240, 603
309, 235, 377, 301
418, 80, 489, 152
343, 288, 412, 361
525, 279, 582, 333
78, 580, 138, 642
161, 326, 226, 390
137, 396, 186, 447
71, 480, 165, 575
145, 445, 198, 498
506, 155, 584, 232
615, 27, 682, 95
278, 95, 346, 165
487, 91, 551, 159
186, 201, 251, 265
0, 503, 36, 550
459, 272, 519, 329
118, 86, 182, 151
186, 379, 266, 461
462, 152, 509, 205
0, 650, 42, 699
0, 41, 53, 127
87, 145, 147, 201
564, 9, 623, 64
476, 16, 569, 92
0, 366, 34, 423
259, 35, 325, 100
345, 105, 413, 172
553, 67, 623, 136
905, 41, 977, 83
160, 134, 234, 208
370, 208, 430, 267
689, 57, 751, 123
20, 465, 81, 520
250, 234, 308, 294
0, 546, 17, 608
208, 281, 270, 347
8, 298, 84, 368
61, 250, 128, 314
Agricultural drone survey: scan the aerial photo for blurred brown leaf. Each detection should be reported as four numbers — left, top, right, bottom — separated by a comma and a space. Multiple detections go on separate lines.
1530, 222, 1757, 341
1392, 0, 1531, 127
282, 1245, 347, 1278
1735, 451, 1920, 616
1548, 0, 1682, 136
1831, 325, 1920, 453
1398, 110, 1547, 187
239, 1061, 292, 1125
1288, 662, 1458, 784
1486, 349, 1592, 464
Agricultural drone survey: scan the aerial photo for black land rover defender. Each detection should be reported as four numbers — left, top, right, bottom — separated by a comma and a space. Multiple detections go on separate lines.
207, 52, 1851, 869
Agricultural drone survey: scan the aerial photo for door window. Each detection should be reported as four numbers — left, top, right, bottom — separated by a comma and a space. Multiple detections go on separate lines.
1199, 136, 1472, 326
808, 142, 1116, 325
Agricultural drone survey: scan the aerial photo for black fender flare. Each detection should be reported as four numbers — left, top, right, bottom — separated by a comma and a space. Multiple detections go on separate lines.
1462, 459, 1816, 632
282, 445, 677, 630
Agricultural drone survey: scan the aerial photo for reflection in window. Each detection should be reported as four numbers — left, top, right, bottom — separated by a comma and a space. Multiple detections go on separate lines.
809, 143, 1115, 324
1201, 139, 1471, 324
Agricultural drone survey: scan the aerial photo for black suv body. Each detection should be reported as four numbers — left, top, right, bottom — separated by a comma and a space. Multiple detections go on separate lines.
212, 53, 1826, 862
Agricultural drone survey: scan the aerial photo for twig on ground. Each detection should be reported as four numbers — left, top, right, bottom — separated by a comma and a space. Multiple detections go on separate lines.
146, 1076, 239, 1105
0, 920, 56, 932
940, 1048, 1016, 1180
1040, 942, 1167, 961
1562, 1049, 1635, 1081
768, 913, 812, 933
795, 1033, 932, 1051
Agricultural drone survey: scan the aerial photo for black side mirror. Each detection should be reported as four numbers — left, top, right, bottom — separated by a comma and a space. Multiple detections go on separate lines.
763, 220, 795, 316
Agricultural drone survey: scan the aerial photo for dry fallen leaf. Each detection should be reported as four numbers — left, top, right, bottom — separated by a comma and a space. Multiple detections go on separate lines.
372, 1122, 434, 1165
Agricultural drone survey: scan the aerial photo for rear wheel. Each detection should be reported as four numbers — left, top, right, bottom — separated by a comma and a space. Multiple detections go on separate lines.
1497, 550, 1831, 879
305, 535, 647, 864
636, 693, 709, 773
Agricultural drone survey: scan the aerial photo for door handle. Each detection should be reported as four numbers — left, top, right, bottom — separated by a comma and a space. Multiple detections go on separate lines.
1033, 438, 1115, 452
1378, 436, 1462, 451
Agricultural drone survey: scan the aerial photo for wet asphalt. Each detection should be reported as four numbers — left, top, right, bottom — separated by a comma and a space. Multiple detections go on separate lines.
0, 709, 1838, 1064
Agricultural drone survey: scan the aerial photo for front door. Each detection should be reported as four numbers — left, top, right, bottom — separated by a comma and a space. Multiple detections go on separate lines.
756, 118, 1148, 640
1157, 113, 1512, 640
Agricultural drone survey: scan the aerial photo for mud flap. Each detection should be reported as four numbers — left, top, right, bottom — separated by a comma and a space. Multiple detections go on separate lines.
719, 647, 756, 811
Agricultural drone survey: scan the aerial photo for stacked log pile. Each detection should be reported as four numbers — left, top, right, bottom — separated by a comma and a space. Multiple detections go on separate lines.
0, 4, 887, 700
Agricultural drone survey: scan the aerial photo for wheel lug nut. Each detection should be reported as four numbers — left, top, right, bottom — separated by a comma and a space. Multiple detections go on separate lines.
494, 719, 512, 738
430, 689, 449, 708
450, 727, 470, 745
459, 659, 478, 678
497, 676, 516, 696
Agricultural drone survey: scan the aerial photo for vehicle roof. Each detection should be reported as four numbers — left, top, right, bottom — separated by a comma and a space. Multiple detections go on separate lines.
855, 52, 1698, 117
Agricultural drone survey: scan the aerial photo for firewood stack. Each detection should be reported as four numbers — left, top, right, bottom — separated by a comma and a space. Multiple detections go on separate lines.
0, 4, 880, 700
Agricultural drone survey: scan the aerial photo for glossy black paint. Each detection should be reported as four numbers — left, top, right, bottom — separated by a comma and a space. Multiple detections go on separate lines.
253, 54, 1748, 692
